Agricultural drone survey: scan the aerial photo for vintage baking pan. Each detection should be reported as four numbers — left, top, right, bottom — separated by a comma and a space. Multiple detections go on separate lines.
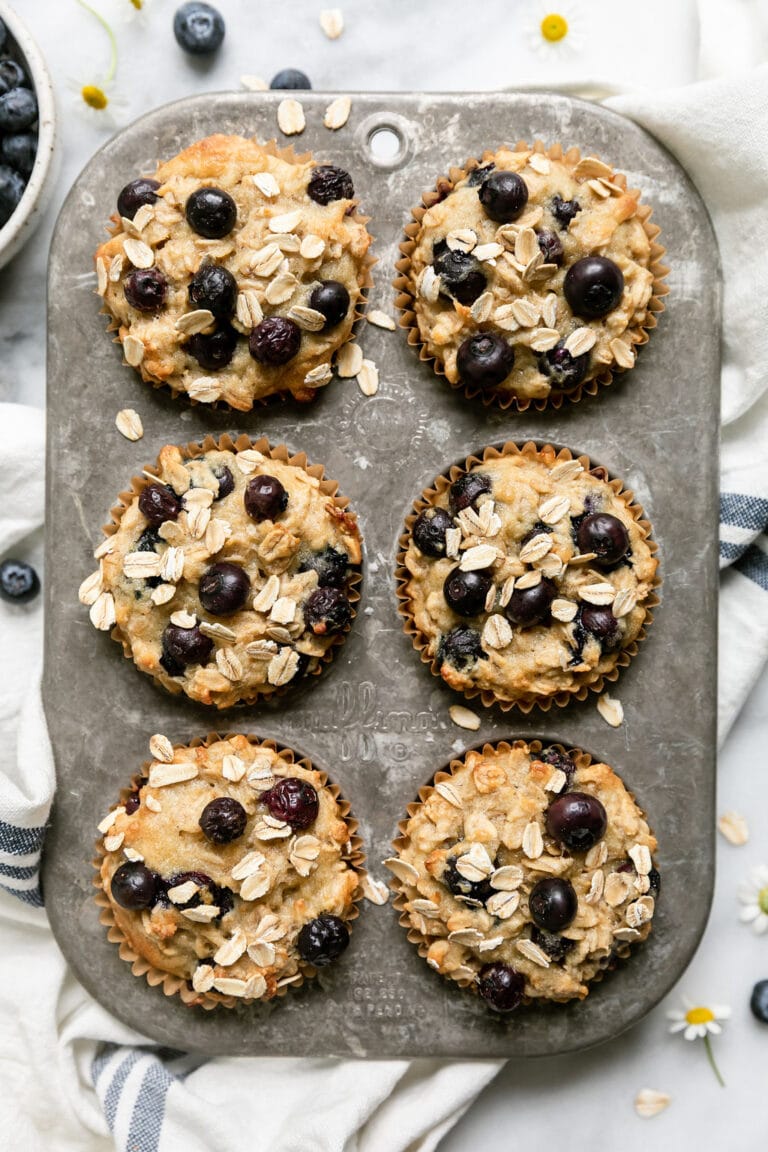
43, 92, 720, 1058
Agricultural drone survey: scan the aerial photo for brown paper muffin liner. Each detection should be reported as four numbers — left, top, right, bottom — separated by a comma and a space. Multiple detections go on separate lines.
103, 432, 362, 707
98, 137, 376, 411
393, 139, 668, 413
93, 732, 366, 1011
395, 440, 660, 713
389, 739, 655, 1007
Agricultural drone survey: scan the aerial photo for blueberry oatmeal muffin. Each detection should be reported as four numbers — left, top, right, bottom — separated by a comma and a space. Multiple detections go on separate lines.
387, 740, 659, 1013
395, 141, 666, 409
95, 134, 373, 410
81, 434, 361, 708
95, 734, 362, 1008
397, 442, 658, 711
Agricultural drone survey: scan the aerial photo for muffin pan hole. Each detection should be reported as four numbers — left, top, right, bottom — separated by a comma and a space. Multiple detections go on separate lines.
359, 114, 412, 170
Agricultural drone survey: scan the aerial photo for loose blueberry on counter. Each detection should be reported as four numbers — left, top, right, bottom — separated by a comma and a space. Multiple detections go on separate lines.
188, 264, 237, 318
307, 164, 354, 205
478, 962, 525, 1013
297, 914, 350, 966
198, 562, 250, 616
439, 625, 487, 671
539, 746, 576, 785
185, 186, 236, 239
1, 132, 36, 177
270, 68, 311, 90
117, 177, 160, 220
579, 604, 621, 649
0, 86, 37, 133
529, 877, 578, 932
0, 559, 39, 604
187, 323, 238, 371
263, 778, 319, 830
124, 267, 168, 313
0, 58, 27, 94
449, 472, 492, 515
505, 577, 556, 626
466, 162, 495, 188
546, 791, 607, 852
551, 195, 581, 228
750, 980, 768, 1024
110, 862, 158, 910
564, 255, 624, 319
538, 340, 589, 390
298, 545, 349, 588
457, 332, 515, 390
249, 316, 301, 365
304, 586, 352, 635
0, 164, 25, 226
443, 568, 493, 617
536, 229, 564, 265
576, 512, 629, 567
478, 170, 528, 223
138, 483, 182, 526
199, 797, 247, 844
309, 280, 350, 329
432, 240, 486, 306
443, 855, 494, 904
530, 925, 575, 963
173, 2, 225, 54
244, 474, 288, 521
412, 507, 453, 558
212, 464, 235, 500
161, 623, 214, 673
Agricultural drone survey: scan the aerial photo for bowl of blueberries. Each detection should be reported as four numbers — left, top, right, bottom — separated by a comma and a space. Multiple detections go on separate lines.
0, 3, 56, 269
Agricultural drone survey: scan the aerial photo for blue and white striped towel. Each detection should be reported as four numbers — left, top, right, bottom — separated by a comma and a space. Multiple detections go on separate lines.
1, 62, 768, 1152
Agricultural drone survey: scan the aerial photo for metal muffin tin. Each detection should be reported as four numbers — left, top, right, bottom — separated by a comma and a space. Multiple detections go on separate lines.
43, 93, 720, 1058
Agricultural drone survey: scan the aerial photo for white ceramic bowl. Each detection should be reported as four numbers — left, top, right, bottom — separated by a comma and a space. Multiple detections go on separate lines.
0, 2, 57, 269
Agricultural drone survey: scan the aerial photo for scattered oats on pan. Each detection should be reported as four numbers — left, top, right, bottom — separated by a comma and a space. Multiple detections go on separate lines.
367, 309, 397, 331
277, 98, 305, 136
448, 704, 480, 731
324, 95, 351, 130
597, 693, 624, 727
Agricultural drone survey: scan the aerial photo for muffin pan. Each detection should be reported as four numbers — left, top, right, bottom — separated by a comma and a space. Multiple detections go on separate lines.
43, 92, 719, 1058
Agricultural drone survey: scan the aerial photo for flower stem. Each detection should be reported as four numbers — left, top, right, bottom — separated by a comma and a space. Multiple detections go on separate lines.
703, 1035, 725, 1087
76, 0, 118, 83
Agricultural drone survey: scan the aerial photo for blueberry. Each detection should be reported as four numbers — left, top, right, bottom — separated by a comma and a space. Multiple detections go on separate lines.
199, 797, 247, 844
546, 792, 607, 852
0, 23, 6, 53
564, 256, 624, 319
307, 165, 354, 205
443, 854, 494, 904
124, 792, 141, 815
270, 68, 311, 90
529, 877, 578, 932
138, 483, 182, 526
136, 526, 162, 552
297, 914, 350, 966
478, 962, 525, 1013
412, 507, 453, 558
185, 186, 236, 239
309, 280, 350, 329
124, 267, 168, 313
0, 559, 39, 604
187, 324, 238, 371
551, 195, 581, 228
0, 87, 37, 133
576, 512, 629, 567
539, 747, 576, 785
648, 868, 661, 895
530, 925, 575, 963
249, 316, 301, 365
198, 562, 250, 616
110, 862, 157, 910
0, 58, 26, 93
538, 340, 589, 390
173, 2, 225, 54
439, 625, 486, 671
117, 177, 159, 220
188, 263, 237, 318
164, 870, 232, 915
457, 332, 515, 389
304, 586, 352, 635
298, 546, 349, 588
161, 623, 214, 672
432, 240, 486, 306
449, 472, 492, 515
536, 229, 564, 265
1, 133, 36, 177
750, 980, 768, 1024
443, 568, 493, 617
212, 465, 235, 500
505, 578, 556, 626
478, 171, 528, 223
580, 604, 621, 649
244, 474, 287, 521
466, 162, 495, 188
263, 778, 319, 830
0, 164, 25, 226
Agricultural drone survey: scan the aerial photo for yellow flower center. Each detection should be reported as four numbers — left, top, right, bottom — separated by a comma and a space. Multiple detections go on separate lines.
81, 85, 109, 111
759, 886, 768, 914
685, 1006, 715, 1026
541, 13, 569, 42
130, 0, 144, 9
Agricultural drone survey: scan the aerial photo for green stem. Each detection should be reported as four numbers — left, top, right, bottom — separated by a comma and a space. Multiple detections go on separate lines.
76, 0, 118, 83
703, 1034, 725, 1087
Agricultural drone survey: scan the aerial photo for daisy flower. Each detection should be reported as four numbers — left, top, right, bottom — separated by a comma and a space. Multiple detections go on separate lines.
738, 864, 768, 934
526, 1, 585, 58
72, 1, 128, 127
667, 999, 730, 1086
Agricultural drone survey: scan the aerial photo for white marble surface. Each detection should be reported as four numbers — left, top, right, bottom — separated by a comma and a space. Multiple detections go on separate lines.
3, 0, 767, 1147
